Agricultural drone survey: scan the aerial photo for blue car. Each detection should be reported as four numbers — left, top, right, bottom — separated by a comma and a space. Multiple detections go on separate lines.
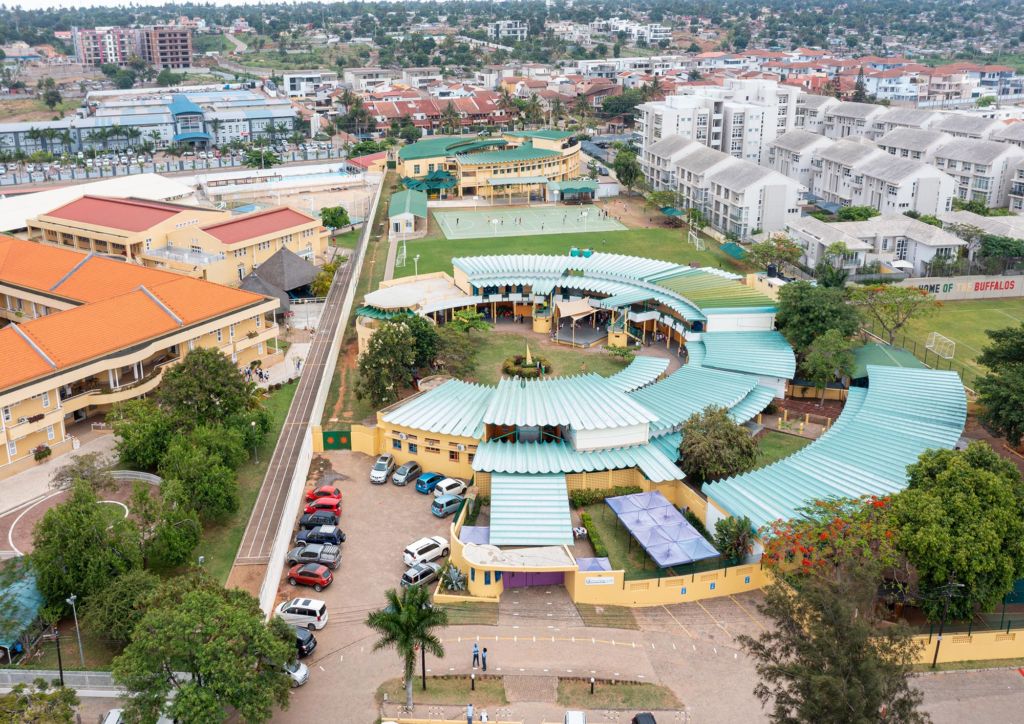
415, 471, 445, 494
432, 494, 464, 518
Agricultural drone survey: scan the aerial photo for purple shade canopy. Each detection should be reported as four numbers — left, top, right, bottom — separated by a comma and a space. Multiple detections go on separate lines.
605, 490, 719, 568
459, 526, 491, 545
576, 557, 612, 572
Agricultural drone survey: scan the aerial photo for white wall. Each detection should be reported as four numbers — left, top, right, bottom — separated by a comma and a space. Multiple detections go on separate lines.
571, 423, 649, 452
705, 311, 776, 332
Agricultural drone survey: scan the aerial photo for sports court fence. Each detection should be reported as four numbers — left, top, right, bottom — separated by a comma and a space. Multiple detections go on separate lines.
861, 322, 979, 390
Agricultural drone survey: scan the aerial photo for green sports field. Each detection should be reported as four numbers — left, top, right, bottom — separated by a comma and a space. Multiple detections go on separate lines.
433, 205, 626, 239
883, 297, 1024, 383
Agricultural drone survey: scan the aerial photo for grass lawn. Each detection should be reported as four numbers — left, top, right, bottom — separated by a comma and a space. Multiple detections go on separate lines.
394, 227, 749, 280
468, 332, 629, 385
888, 298, 1024, 385
266, 337, 289, 353
583, 503, 662, 580
756, 431, 810, 467
194, 380, 298, 584
437, 601, 500, 626
376, 676, 507, 706
19, 623, 119, 671
575, 603, 639, 630
330, 229, 360, 249
912, 657, 1024, 672
557, 679, 682, 710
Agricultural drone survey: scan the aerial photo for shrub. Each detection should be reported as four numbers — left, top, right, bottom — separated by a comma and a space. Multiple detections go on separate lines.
682, 508, 714, 543
464, 495, 488, 526
501, 354, 551, 378
568, 485, 643, 509
580, 513, 608, 557
33, 445, 52, 462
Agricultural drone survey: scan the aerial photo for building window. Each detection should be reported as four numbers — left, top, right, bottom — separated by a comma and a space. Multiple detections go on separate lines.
2, 406, 10, 423
495, 570, 502, 582
46, 425, 55, 441
408, 443, 418, 453
449, 450, 460, 462
188, 338, 197, 351
7, 441, 15, 458
229, 324, 236, 340
425, 445, 441, 454
470, 568, 475, 582
484, 571, 491, 585
467, 453, 475, 464
216, 329, 223, 343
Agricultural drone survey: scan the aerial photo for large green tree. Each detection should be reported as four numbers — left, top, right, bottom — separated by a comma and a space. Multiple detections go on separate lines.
109, 399, 175, 471
0, 679, 78, 723
891, 442, 1024, 621
612, 148, 642, 195
745, 236, 803, 271
129, 482, 201, 569
320, 205, 350, 230
158, 348, 259, 429
405, 315, 441, 370
30, 481, 142, 607
679, 406, 760, 483
112, 571, 293, 723
159, 439, 239, 522
81, 568, 160, 647
850, 285, 939, 345
357, 320, 417, 406
366, 585, 449, 709
775, 281, 860, 353
800, 329, 855, 406
976, 323, 1024, 444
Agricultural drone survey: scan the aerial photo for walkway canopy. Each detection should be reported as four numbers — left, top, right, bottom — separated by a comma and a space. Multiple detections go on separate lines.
556, 298, 597, 321
606, 491, 719, 568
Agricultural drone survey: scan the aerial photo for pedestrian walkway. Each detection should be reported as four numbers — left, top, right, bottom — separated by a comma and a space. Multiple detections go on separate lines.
0, 669, 120, 697
254, 342, 310, 388
0, 434, 116, 517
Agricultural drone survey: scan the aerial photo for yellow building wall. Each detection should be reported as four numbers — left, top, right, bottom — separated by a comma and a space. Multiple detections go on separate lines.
565, 563, 769, 607
911, 630, 1024, 665
350, 424, 380, 456
376, 421, 478, 480
400, 155, 450, 178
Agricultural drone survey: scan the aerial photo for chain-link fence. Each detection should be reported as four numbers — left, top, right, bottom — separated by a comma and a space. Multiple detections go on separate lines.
861, 322, 980, 390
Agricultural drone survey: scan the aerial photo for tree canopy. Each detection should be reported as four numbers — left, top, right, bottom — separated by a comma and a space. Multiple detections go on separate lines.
745, 236, 803, 271
81, 568, 160, 647
850, 285, 939, 345
799, 329, 855, 405
320, 205, 350, 229
0, 679, 78, 723
357, 320, 417, 406
612, 148, 642, 194
158, 347, 260, 429
775, 281, 860, 353
678, 405, 759, 483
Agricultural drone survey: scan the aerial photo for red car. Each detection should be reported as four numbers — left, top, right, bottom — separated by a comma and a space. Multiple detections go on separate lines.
287, 563, 333, 592
305, 485, 342, 502
304, 497, 341, 515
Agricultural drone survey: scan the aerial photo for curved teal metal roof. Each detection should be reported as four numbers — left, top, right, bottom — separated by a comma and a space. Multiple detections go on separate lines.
473, 439, 683, 483
701, 331, 796, 380
381, 379, 493, 439
606, 355, 670, 392
489, 473, 572, 546
629, 365, 761, 436
168, 94, 203, 116
703, 365, 967, 531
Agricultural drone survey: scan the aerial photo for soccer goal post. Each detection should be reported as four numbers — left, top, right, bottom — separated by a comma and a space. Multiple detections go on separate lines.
925, 332, 955, 360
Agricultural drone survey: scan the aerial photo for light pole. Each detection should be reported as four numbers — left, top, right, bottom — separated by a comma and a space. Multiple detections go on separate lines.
413, 254, 420, 277
66, 593, 84, 668
251, 420, 259, 464
931, 580, 964, 668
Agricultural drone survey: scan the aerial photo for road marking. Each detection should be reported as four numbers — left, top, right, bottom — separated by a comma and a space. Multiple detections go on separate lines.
696, 599, 729, 634
660, 605, 695, 639
730, 595, 767, 632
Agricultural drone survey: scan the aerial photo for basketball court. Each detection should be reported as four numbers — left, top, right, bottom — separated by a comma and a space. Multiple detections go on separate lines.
433, 205, 626, 240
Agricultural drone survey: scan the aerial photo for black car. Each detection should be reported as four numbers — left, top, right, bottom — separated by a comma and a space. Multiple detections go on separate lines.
295, 524, 346, 546
299, 511, 339, 530
295, 626, 317, 658
631, 714, 656, 724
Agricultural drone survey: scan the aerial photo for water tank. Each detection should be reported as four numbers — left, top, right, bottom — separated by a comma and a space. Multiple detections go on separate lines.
766, 263, 778, 278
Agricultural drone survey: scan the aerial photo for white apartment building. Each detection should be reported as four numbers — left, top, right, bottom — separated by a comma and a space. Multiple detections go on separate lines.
868, 108, 941, 138
930, 114, 1003, 140
401, 67, 444, 89
282, 71, 339, 98
875, 128, 951, 162
822, 101, 889, 139
487, 20, 529, 42
788, 214, 966, 276
994, 123, 1024, 149
1011, 161, 1024, 213
931, 138, 1024, 207
766, 129, 835, 190
809, 140, 955, 216
342, 68, 398, 92
642, 135, 696, 191
574, 56, 686, 79
589, 17, 671, 45
794, 95, 840, 134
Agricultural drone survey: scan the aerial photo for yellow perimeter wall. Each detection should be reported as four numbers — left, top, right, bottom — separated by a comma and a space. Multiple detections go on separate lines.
911, 630, 1024, 666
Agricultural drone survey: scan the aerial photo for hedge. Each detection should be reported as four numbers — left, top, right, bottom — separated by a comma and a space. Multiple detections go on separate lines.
568, 485, 643, 509
580, 512, 608, 557
464, 495, 489, 526
683, 508, 715, 544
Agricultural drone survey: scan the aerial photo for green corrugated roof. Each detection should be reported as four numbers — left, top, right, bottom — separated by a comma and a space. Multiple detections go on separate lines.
703, 365, 967, 531
701, 331, 796, 380
473, 440, 683, 483
388, 189, 428, 219
483, 374, 658, 430
629, 365, 762, 436
456, 142, 560, 165
547, 178, 598, 192
506, 129, 575, 141
355, 306, 415, 320
0, 567, 42, 649
489, 472, 572, 546
852, 343, 926, 379
381, 379, 493, 439
399, 136, 508, 160
651, 267, 776, 310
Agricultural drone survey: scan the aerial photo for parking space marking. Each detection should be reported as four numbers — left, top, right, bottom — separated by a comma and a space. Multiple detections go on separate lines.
696, 600, 729, 634
730, 595, 766, 632
659, 605, 695, 639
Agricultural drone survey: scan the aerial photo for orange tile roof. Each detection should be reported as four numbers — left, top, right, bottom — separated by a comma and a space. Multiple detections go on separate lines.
200, 207, 316, 245
40, 195, 188, 232
0, 235, 272, 390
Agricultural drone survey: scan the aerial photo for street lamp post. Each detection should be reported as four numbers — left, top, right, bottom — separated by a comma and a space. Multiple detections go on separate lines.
66, 593, 84, 668
52, 627, 64, 686
931, 580, 965, 669
251, 420, 259, 464
414, 254, 420, 277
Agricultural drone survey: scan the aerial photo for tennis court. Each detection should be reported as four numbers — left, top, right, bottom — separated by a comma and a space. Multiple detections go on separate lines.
433, 205, 626, 240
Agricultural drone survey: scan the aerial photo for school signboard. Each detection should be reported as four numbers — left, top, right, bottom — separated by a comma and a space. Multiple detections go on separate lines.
899, 274, 1022, 301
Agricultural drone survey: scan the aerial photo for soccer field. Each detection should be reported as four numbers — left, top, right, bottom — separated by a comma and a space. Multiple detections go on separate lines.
893, 297, 1024, 380
433, 205, 626, 240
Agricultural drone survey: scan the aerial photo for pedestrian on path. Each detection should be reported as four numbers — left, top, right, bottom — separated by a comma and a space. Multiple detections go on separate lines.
482, 647, 487, 672
480, 710, 489, 722
472, 642, 479, 668
466, 702, 474, 724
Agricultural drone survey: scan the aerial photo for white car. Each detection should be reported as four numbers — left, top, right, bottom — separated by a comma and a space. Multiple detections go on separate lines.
433, 477, 467, 497
369, 453, 395, 484
285, 660, 309, 687
275, 597, 328, 630
403, 535, 450, 566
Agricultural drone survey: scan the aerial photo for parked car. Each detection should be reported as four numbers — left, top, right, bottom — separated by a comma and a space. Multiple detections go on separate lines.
298, 511, 338, 530
403, 535, 450, 566
370, 453, 395, 484
304, 496, 341, 516
433, 478, 468, 498
631, 714, 656, 724
306, 485, 342, 502
287, 543, 341, 569
296, 524, 345, 546
285, 660, 309, 687
101, 711, 173, 724
392, 461, 422, 486
295, 626, 317, 657
401, 561, 441, 588
431, 494, 464, 518
565, 713, 587, 724
414, 471, 445, 494
276, 597, 328, 630
287, 563, 333, 592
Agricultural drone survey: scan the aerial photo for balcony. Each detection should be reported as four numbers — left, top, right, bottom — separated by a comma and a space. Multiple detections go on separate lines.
3, 407, 65, 442
234, 325, 280, 353
59, 357, 179, 413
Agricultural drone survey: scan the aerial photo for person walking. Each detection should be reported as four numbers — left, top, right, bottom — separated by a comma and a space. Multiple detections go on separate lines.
466, 702, 474, 724
482, 647, 488, 672
472, 642, 480, 668
480, 710, 489, 722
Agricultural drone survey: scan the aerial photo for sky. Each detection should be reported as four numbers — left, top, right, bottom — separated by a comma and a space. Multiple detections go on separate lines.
6, 0, 284, 9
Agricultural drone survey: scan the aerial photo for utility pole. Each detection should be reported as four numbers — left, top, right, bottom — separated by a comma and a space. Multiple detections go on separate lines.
931, 580, 965, 668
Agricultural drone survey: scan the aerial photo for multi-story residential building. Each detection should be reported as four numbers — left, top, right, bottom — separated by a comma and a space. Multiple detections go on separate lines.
71, 26, 140, 67
822, 101, 888, 139
25, 196, 327, 286
931, 138, 1024, 207
868, 108, 941, 138
1007, 160, 1024, 213
765, 130, 835, 190
994, 123, 1024, 149
342, 68, 398, 92
590, 18, 671, 45
282, 71, 339, 98
874, 128, 951, 162
487, 20, 529, 43
929, 114, 1003, 140
793, 94, 839, 134
574, 56, 686, 79
0, 86, 297, 154
362, 92, 511, 135
0, 236, 279, 479
784, 215, 873, 270
139, 25, 193, 69
401, 67, 444, 90
655, 136, 800, 237
809, 139, 955, 216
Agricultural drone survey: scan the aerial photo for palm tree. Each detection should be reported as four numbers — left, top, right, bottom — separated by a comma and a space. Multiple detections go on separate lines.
125, 127, 142, 151
497, 87, 518, 130
572, 94, 593, 128
366, 586, 448, 710
524, 95, 543, 127
549, 97, 565, 127
440, 101, 461, 135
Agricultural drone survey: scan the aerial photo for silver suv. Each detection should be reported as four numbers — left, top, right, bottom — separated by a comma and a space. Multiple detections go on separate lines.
370, 453, 395, 484
287, 543, 341, 569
